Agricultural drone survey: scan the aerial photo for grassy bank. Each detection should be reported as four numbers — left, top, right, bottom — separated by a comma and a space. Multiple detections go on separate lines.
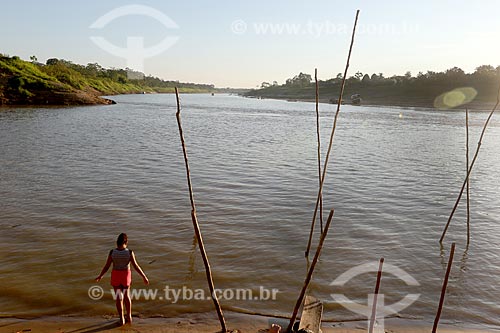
0, 55, 216, 106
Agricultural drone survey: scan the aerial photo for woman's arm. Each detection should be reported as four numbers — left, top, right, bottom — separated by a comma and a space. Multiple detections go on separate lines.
95, 254, 112, 282
130, 251, 149, 285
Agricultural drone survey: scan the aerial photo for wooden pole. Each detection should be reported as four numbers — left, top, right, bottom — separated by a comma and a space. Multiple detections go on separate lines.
465, 109, 470, 246
287, 209, 335, 333
369, 258, 384, 333
175, 88, 227, 332
439, 84, 500, 243
432, 242, 456, 333
305, 10, 360, 257
315, 68, 324, 233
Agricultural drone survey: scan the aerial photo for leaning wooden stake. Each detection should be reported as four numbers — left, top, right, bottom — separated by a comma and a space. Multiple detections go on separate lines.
440, 84, 500, 243
287, 209, 335, 333
369, 258, 384, 333
175, 88, 227, 332
465, 109, 470, 246
315, 68, 324, 233
432, 242, 456, 333
305, 10, 360, 257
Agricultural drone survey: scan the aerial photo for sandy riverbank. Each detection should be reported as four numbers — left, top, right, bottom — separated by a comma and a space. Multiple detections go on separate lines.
1, 312, 498, 333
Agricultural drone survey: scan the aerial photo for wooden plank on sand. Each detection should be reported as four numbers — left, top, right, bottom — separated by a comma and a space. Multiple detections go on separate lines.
299, 295, 323, 333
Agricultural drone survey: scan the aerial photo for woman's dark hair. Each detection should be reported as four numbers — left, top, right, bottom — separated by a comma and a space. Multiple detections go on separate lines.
117, 233, 128, 246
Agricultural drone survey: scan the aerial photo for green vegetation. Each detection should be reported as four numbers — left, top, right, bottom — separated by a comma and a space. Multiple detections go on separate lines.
247, 66, 500, 109
0, 54, 216, 105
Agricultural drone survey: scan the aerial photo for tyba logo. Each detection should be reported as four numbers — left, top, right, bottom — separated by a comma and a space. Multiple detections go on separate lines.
89, 5, 179, 79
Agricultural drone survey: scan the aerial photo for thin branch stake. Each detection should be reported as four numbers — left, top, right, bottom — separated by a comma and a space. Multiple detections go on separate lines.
466, 109, 470, 246
175, 88, 227, 332
305, 10, 360, 257
432, 242, 456, 333
287, 209, 335, 333
315, 68, 324, 233
369, 258, 384, 333
440, 84, 500, 243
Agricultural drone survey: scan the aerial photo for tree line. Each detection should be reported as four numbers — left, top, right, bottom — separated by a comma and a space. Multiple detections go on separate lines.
252, 65, 500, 107
39, 57, 215, 91
261, 65, 500, 89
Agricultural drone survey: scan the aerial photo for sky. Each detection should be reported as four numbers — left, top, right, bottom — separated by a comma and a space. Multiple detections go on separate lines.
1, 0, 500, 88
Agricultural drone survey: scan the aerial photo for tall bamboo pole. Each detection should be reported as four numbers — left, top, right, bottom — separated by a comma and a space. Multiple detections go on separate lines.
175, 88, 227, 332
465, 109, 470, 246
369, 258, 384, 333
305, 10, 360, 257
432, 242, 456, 333
439, 84, 500, 243
287, 209, 335, 333
315, 68, 324, 233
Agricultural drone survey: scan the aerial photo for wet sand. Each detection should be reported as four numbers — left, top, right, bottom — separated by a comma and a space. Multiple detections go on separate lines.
1, 312, 497, 333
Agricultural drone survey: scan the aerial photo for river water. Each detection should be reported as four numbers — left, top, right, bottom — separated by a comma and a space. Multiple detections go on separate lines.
1, 94, 499, 327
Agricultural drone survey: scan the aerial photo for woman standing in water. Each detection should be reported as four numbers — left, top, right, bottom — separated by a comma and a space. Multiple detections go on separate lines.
95, 233, 149, 326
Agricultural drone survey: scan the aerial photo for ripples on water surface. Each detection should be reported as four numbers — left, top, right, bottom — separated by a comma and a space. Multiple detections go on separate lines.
1, 94, 500, 327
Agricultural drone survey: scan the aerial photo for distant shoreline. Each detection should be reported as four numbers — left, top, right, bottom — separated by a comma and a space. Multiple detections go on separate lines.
243, 95, 498, 111
0, 90, 221, 107
1, 91, 496, 111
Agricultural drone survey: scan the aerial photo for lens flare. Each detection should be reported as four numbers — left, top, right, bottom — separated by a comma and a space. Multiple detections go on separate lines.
434, 87, 477, 109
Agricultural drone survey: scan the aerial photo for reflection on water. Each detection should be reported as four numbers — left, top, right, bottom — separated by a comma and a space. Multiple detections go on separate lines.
185, 235, 198, 286
0, 94, 500, 327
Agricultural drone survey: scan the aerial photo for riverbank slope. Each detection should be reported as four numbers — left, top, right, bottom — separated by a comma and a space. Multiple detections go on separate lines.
0, 55, 215, 106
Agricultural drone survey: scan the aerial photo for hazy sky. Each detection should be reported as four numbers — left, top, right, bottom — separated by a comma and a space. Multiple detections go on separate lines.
2, 0, 499, 88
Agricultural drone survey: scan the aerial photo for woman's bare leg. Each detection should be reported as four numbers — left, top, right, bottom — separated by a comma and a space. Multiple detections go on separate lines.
124, 289, 132, 324
114, 287, 125, 326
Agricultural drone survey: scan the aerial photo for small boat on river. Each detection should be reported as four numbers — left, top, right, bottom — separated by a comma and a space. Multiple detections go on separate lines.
350, 94, 361, 105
